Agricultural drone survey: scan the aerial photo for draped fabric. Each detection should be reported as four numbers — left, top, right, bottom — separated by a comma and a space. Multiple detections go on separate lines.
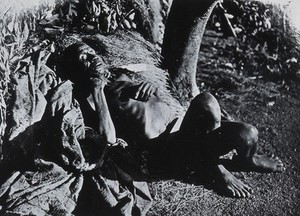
0, 49, 152, 216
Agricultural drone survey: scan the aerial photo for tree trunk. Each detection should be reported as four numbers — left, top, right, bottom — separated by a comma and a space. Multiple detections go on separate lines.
127, 0, 164, 45
161, 0, 219, 104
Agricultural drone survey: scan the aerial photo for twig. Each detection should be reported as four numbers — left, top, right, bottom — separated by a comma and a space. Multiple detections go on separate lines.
3, 7, 12, 18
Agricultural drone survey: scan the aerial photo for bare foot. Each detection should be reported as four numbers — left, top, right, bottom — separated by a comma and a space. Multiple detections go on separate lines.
216, 165, 253, 198
250, 154, 285, 172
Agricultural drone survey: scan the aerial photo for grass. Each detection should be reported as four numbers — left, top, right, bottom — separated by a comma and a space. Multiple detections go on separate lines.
148, 180, 214, 216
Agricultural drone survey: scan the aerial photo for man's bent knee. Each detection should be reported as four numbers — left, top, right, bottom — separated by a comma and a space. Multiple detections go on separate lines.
182, 92, 221, 134
192, 93, 221, 124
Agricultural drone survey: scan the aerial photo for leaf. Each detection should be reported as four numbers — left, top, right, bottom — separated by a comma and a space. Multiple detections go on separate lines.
106, 13, 112, 33
128, 12, 135, 21
110, 12, 118, 31
123, 19, 131, 29
131, 22, 137, 29
13, 20, 20, 36
72, 9, 78, 17
18, 40, 25, 52
101, 2, 110, 14
92, 1, 101, 17
116, 3, 122, 16
22, 22, 30, 41
68, 3, 73, 16
67, 2, 78, 17
9, 46, 15, 59
30, 16, 36, 31
70, 3, 78, 16
85, 2, 92, 14
7, 20, 14, 32
9, 55, 21, 64
0, 62, 7, 72
2, 27, 7, 35
1, 47, 9, 61
44, 9, 54, 20
0, 95, 6, 136
59, 8, 64, 18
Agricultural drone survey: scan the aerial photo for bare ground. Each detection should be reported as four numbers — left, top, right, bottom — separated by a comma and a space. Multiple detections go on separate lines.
148, 31, 300, 216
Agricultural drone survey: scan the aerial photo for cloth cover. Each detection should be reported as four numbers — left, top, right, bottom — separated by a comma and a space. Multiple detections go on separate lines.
0, 49, 152, 216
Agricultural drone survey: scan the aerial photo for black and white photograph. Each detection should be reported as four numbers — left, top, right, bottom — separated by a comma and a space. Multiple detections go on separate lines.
0, 0, 299, 215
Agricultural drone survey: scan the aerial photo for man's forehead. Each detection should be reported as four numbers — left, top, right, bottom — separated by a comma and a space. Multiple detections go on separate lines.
77, 44, 94, 52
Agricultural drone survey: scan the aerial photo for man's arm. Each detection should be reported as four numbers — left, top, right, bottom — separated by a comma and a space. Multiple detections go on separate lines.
90, 77, 117, 145
108, 76, 158, 102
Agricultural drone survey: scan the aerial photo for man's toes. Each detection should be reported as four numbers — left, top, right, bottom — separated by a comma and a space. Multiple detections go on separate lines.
238, 189, 246, 198
240, 188, 250, 198
225, 185, 252, 198
233, 188, 241, 198
233, 185, 247, 198
228, 187, 236, 197
236, 186, 250, 198
241, 187, 252, 197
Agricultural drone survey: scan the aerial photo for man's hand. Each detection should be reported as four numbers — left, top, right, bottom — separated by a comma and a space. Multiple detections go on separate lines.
134, 82, 157, 102
89, 56, 110, 89
107, 138, 128, 148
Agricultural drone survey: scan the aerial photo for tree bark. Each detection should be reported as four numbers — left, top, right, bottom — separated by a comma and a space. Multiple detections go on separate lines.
161, 0, 219, 104
127, 0, 163, 44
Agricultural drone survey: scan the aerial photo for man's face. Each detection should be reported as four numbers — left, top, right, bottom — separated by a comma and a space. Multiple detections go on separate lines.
76, 44, 98, 71
74, 44, 110, 83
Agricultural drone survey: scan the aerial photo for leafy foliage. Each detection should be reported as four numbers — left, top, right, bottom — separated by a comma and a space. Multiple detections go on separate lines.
0, 2, 55, 93
208, 0, 300, 81
39, 0, 140, 35
0, 3, 56, 147
0, 16, 29, 92
0, 14, 30, 147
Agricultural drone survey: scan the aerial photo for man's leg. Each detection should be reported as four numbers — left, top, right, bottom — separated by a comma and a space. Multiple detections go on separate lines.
213, 122, 285, 172
178, 93, 284, 198
200, 121, 284, 197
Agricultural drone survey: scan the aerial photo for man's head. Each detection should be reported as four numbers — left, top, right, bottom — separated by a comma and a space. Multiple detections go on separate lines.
63, 42, 104, 72
57, 42, 109, 98
61, 42, 109, 84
